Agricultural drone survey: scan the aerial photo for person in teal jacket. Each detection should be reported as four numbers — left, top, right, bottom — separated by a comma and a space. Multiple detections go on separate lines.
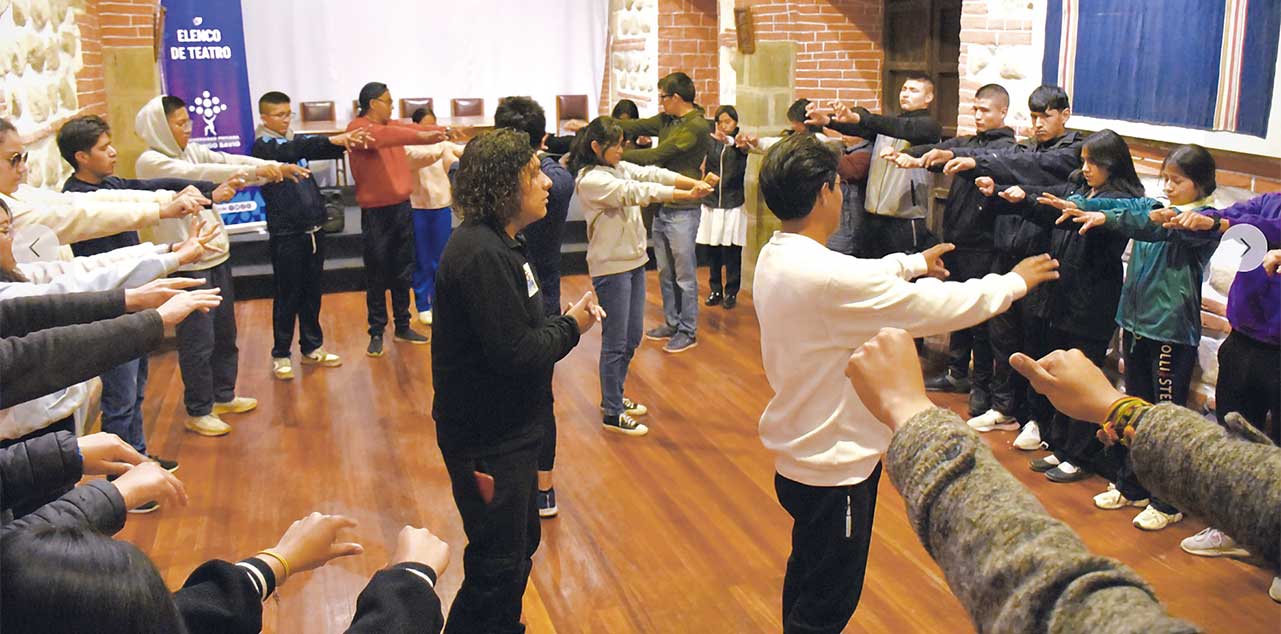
1043, 144, 1221, 532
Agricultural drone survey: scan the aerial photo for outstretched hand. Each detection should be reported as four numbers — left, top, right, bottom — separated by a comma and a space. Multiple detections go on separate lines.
1010, 348, 1124, 424
919, 242, 956, 280
845, 328, 935, 432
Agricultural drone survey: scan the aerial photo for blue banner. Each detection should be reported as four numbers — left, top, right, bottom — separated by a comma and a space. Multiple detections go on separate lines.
159, 0, 265, 225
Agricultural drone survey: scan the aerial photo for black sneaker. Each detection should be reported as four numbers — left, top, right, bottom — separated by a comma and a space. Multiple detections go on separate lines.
968, 387, 991, 418
128, 501, 160, 514
149, 454, 179, 473
705, 291, 723, 306
645, 325, 677, 341
723, 294, 737, 309
1045, 463, 1090, 483
367, 335, 385, 357
925, 370, 971, 393
1030, 456, 1060, 473
394, 327, 430, 345
602, 413, 649, 436
537, 488, 559, 518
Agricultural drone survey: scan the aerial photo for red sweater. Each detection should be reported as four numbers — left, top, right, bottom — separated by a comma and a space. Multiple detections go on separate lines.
346, 117, 444, 209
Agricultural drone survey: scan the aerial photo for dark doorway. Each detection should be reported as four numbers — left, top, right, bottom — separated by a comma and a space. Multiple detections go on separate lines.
883, 0, 963, 137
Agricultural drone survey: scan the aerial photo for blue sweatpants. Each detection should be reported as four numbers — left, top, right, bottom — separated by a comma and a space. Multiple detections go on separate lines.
412, 207, 453, 312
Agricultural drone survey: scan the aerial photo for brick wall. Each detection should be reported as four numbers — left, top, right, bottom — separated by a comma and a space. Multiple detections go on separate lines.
98, 0, 160, 48
75, 1, 158, 118
752, 1, 883, 109
76, 4, 107, 116
658, 0, 720, 108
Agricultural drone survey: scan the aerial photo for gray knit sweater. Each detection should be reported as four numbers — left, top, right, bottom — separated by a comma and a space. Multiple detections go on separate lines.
886, 407, 1203, 634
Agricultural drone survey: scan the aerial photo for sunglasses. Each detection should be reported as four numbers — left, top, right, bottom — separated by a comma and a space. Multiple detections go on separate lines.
5, 152, 27, 168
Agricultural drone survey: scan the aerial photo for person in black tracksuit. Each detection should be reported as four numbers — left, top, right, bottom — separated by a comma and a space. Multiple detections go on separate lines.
899, 84, 1018, 416
252, 91, 366, 375
431, 129, 598, 634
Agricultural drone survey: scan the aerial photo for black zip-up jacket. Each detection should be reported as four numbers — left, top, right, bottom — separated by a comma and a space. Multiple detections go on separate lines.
994, 181, 1139, 342
826, 107, 943, 146
431, 221, 581, 455
906, 126, 1017, 249
250, 134, 346, 235
704, 134, 749, 209
62, 175, 217, 256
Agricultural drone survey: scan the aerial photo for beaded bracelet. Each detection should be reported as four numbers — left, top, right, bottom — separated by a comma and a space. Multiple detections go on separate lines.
1096, 396, 1152, 447
256, 549, 292, 582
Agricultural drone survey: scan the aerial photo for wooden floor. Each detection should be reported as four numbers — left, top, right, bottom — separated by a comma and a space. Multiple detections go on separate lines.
115, 272, 1279, 633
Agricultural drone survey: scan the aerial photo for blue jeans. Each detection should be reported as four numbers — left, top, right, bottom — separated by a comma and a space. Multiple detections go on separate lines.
412, 207, 453, 312
99, 356, 148, 453
592, 266, 646, 417
651, 205, 700, 337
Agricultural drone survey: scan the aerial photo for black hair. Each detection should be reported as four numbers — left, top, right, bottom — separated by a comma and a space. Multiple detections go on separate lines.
0, 527, 185, 634
1028, 84, 1070, 113
1162, 144, 1217, 198
1076, 129, 1144, 197
411, 107, 436, 124
257, 90, 290, 111
903, 72, 935, 91
659, 72, 696, 104
975, 83, 1010, 108
566, 116, 625, 176
453, 128, 537, 229
57, 114, 111, 170
494, 96, 548, 150
611, 99, 640, 120
357, 82, 389, 116
759, 132, 840, 221
714, 104, 740, 136
161, 96, 186, 117
785, 98, 821, 135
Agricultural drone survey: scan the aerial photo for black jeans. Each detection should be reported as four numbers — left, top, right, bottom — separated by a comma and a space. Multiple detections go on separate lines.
269, 230, 326, 358
537, 398, 556, 473
706, 245, 742, 296
853, 214, 937, 259
361, 202, 415, 336
442, 442, 541, 634
988, 255, 1048, 421
173, 261, 239, 417
1111, 331, 1198, 512
1041, 328, 1111, 470
943, 250, 995, 390
1216, 330, 1280, 444
775, 464, 881, 634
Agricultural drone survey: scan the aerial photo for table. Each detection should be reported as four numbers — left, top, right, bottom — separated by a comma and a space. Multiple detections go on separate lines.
295, 117, 492, 140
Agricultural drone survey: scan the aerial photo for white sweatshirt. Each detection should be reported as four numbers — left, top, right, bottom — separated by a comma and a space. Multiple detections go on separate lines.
753, 232, 1028, 486
0, 243, 180, 440
575, 161, 678, 277
4, 185, 174, 245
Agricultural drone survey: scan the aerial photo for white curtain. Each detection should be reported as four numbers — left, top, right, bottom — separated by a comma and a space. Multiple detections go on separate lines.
241, 0, 608, 128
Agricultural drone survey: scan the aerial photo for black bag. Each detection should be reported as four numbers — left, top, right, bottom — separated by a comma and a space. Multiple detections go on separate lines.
320, 188, 345, 233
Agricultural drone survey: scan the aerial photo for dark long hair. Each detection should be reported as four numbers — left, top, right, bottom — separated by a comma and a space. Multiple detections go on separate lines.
1162, 144, 1217, 199
453, 128, 537, 229
1, 526, 186, 633
566, 116, 626, 177
611, 99, 640, 120
1075, 130, 1144, 197
714, 105, 740, 137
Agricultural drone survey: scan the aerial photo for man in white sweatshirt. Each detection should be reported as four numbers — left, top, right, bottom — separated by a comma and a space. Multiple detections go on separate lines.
752, 132, 1061, 634
134, 95, 305, 437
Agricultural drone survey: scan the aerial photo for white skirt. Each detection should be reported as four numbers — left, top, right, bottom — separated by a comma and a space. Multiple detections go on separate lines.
696, 204, 748, 247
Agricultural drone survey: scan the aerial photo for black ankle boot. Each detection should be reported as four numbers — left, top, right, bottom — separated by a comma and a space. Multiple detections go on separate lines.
706, 291, 723, 306
723, 293, 737, 309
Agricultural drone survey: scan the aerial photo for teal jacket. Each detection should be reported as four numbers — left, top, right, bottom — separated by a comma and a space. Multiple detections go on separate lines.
1078, 197, 1219, 346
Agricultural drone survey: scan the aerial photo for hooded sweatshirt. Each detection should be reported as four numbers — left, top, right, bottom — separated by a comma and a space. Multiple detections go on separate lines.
574, 161, 679, 277
250, 125, 345, 236
134, 95, 280, 270
3, 186, 174, 246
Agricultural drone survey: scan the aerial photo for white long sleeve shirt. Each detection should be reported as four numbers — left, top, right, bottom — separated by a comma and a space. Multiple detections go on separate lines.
753, 231, 1028, 486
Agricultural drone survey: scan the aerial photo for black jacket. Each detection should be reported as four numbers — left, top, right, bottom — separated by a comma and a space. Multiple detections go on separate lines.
998, 182, 1140, 341
0, 291, 164, 408
250, 134, 346, 235
906, 127, 1017, 249
704, 135, 749, 209
827, 107, 943, 146
0, 431, 82, 515
62, 175, 217, 256
431, 221, 581, 455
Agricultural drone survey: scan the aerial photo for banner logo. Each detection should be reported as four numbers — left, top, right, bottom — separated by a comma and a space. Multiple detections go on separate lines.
190, 91, 230, 137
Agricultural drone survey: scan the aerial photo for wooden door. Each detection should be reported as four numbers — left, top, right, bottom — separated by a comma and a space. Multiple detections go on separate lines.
883, 0, 963, 137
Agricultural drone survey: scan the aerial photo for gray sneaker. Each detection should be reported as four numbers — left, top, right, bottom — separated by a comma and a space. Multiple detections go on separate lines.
663, 332, 698, 354
645, 324, 677, 341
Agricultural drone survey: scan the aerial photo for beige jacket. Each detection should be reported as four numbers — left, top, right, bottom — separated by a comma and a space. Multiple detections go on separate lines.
134, 95, 280, 271
4, 186, 173, 245
406, 142, 464, 210
574, 161, 678, 278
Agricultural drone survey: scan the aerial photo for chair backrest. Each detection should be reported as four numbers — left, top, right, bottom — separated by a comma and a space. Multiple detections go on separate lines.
451, 98, 485, 117
299, 101, 335, 122
400, 98, 435, 120
556, 94, 589, 124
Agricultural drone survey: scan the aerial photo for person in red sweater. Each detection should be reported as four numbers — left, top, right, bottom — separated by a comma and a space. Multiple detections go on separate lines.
347, 82, 447, 356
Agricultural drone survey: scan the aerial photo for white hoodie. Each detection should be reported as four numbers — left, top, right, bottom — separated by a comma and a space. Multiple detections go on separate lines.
134, 95, 280, 270
574, 161, 678, 278
4, 185, 175, 246
0, 243, 181, 440
753, 232, 1028, 487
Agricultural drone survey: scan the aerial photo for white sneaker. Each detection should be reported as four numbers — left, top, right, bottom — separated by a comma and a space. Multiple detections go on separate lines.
302, 348, 342, 367
1093, 483, 1147, 510
418, 309, 433, 326
967, 409, 1018, 432
1269, 576, 1280, 603
1180, 527, 1249, 557
272, 357, 293, 380
1013, 420, 1042, 450
185, 414, 231, 437
1133, 504, 1184, 531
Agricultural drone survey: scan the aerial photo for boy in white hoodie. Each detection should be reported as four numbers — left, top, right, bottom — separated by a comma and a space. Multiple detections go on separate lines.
752, 133, 1061, 633
133, 95, 305, 437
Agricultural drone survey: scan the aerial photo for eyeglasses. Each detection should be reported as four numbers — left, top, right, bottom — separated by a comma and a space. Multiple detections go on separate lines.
5, 152, 27, 168
263, 112, 295, 120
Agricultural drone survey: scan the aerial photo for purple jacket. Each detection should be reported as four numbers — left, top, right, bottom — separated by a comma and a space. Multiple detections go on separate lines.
1210, 193, 1281, 345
